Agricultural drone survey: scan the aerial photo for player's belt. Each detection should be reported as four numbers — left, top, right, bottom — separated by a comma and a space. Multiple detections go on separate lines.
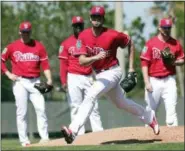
153, 75, 168, 79
21, 76, 39, 79
95, 64, 119, 74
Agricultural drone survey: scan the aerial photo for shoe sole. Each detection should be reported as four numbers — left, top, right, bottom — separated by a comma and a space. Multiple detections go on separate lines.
154, 124, 160, 135
61, 127, 73, 144
151, 110, 160, 135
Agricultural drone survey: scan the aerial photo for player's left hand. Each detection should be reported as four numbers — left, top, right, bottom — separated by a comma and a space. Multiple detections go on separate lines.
161, 47, 175, 66
128, 68, 135, 73
120, 72, 137, 93
62, 84, 68, 92
145, 82, 153, 92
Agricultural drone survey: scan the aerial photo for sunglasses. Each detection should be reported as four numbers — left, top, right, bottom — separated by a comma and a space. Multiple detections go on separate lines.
72, 23, 84, 28
90, 15, 103, 20
161, 27, 171, 30
21, 30, 31, 33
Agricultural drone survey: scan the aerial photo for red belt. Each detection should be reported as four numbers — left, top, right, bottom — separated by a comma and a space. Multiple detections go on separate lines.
21, 76, 39, 79
153, 76, 168, 79
95, 64, 119, 74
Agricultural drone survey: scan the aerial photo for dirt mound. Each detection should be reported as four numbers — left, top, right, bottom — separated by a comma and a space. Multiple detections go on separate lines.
29, 126, 184, 147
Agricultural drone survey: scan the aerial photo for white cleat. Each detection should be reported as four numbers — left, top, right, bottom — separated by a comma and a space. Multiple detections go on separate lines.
21, 142, 31, 147
149, 111, 160, 135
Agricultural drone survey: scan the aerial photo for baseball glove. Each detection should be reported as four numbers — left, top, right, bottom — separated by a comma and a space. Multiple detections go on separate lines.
120, 72, 137, 93
161, 47, 175, 66
34, 82, 53, 94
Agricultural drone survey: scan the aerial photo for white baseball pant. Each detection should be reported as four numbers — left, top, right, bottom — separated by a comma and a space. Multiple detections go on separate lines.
69, 65, 154, 134
145, 75, 178, 126
12, 77, 49, 144
67, 73, 103, 135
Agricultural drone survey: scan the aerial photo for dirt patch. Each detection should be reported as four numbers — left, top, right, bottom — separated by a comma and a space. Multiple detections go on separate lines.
29, 126, 184, 147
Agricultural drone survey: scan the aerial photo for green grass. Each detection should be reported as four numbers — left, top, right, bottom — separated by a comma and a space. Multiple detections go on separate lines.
1, 139, 184, 150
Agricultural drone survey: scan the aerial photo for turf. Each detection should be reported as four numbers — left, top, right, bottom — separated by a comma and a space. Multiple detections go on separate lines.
1, 139, 184, 150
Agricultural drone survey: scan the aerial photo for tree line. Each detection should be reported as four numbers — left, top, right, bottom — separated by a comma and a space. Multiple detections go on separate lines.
1, 1, 184, 101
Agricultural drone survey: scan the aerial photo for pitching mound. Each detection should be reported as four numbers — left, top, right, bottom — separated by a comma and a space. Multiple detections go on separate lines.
29, 126, 184, 147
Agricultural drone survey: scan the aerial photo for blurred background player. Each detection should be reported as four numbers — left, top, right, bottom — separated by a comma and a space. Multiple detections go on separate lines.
140, 18, 184, 127
61, 6, 160, 144
58, 16, 103, 135
1, 21, 52, 147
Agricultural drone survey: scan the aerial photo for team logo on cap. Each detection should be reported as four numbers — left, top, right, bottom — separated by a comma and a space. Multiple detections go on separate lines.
165, 19, 170, 25
24, 24, 29, 29
95, 7, 101, 12
76, 16, 81, 21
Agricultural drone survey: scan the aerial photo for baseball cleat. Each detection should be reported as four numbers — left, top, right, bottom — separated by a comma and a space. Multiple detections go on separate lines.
149, 113, 160, 135
21, 142, 30, 147
61, 126, 75, 144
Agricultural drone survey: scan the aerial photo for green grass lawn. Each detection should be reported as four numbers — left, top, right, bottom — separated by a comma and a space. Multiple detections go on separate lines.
1, 139, 184, 150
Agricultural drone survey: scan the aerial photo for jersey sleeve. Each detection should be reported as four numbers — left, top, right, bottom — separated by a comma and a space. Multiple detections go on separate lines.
116, 32, 131, 48
39, 44, 50, 70
1, 45, 11, 62
1, 45, 11, 74
58, 42, 68, 60
176, 42, 184, 60
73, 34, 88, 56
140, 42, 152, 66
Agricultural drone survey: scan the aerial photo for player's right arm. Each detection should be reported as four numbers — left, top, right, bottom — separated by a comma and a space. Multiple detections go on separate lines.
58, 43, 68, 92
79, 52, 106, 66
1, 46, 18, 81
74, 37, 106, 66
140, 43, 153, 92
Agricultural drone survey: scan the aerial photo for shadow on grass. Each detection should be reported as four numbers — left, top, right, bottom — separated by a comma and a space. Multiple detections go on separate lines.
101, 139, 162, 145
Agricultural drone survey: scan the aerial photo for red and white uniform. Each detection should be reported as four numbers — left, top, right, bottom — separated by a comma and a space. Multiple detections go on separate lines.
58, 35, 103, 135
58, 35, 92, 84
140, 36, 184, 77
140, 36, 184, 126
74, 27, 130, 70
1, 39, 50, 144
1, 39, 50, 76
68, 27, 157, 134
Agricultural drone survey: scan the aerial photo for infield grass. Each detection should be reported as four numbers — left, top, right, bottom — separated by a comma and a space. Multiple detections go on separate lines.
1, 139, 184, 150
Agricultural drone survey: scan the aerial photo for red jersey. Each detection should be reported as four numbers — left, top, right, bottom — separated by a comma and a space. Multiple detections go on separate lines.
1, 39, 50, 77
74, 27, 130, 71
140, 36, 184, 77
58, 35, 92, 75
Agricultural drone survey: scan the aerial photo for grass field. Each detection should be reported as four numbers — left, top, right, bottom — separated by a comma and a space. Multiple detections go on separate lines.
1, 139, 184, 150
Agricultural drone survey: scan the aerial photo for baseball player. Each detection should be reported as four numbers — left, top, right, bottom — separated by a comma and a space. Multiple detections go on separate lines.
1, 21, 52, 147
58, 16, 103, 135
61, 6, 160, 144
140, 18, 184, 127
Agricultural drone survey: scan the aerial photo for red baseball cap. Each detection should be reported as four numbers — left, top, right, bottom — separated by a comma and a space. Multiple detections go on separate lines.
72, 16, 84, 24
90, 6, 105, 16
19, 21, 32, 32
159, 18, 172, 27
